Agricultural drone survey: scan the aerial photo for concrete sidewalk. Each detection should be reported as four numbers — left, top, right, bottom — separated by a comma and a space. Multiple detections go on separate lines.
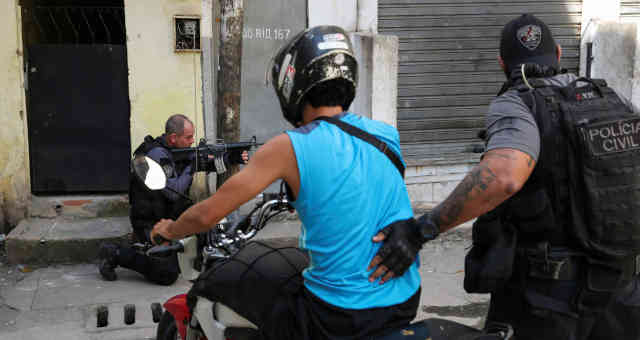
0, 221, 489, 340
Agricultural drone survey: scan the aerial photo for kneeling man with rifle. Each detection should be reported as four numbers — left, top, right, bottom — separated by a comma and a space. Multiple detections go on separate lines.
98, 114, 252, 285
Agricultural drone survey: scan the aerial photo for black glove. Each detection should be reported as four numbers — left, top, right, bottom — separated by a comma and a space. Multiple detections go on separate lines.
226, 150, 246, 165
374, 213, 440, 278
152, 232, 169, 245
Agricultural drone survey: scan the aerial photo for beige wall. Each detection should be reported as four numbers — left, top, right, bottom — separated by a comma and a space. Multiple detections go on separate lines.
125, 0, 208, 198
0, 0, 29, 232
0, 0, 210, 233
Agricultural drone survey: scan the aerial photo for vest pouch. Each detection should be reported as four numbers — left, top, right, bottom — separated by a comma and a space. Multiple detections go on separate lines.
464, 213, 517, 294
576, 258, 624, 313
170, 198, 192, 220
509, 189, 555, 236
586, 258, 623, 292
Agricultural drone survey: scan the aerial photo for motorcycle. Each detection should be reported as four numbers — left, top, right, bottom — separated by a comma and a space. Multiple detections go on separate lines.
131, 155, 514, 340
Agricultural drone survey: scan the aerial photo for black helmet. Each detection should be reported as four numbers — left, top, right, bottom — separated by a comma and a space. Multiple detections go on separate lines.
270, 25, 358, 126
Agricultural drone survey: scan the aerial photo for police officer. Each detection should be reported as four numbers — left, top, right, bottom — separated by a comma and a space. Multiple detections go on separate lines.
151, 26, 421, 338
99, 114, 248, 285
368, 14, 640, 340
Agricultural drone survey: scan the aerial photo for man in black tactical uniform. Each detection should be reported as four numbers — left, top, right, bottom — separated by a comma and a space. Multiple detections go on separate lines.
99, 114, 247, 285
368, 14, 640, 339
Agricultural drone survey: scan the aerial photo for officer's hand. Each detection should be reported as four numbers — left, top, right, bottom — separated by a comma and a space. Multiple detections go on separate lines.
226, 150, 249, 165
368, 218, 423, 284
368, 214, 440, 284
151, 219, 173, 245
183, 164, 194, 176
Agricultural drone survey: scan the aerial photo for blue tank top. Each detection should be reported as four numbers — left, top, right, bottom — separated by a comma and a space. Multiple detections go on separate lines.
285, 112, 420, 310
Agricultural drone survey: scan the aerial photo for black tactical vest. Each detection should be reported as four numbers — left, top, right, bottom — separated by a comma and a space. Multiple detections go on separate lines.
510, 77, 640, 260
465, 77, 640, 296
129, 136, 187, 230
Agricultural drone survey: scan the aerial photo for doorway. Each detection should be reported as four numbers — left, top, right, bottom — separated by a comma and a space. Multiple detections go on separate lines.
21, 0, 131, 194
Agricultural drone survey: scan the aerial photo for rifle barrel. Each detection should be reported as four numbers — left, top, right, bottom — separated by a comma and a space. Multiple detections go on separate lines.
171, 140, 258, 159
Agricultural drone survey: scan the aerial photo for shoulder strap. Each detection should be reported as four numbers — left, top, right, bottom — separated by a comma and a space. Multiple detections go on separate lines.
314, 116, 405, 178
133, 135, 159, 156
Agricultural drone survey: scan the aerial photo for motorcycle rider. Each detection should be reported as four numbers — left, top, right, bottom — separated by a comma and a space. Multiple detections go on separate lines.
151, 26, 422, 338
369, 14, 640, 340
99, 114, 248, 285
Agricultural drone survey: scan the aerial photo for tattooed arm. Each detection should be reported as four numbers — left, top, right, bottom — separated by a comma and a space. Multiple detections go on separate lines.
432, 148, 535, 233
368, 90, 540, 282
367, 148, 535, 283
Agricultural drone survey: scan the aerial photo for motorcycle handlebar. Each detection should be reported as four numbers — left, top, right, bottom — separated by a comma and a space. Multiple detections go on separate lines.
149, 192, 293, 254
147, 242, 184, 257
234, 198, 290, 239
261, 192, 281, 202
152, 233, 169, 245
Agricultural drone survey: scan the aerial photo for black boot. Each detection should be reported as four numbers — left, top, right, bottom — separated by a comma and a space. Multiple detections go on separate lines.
98, 243, 120, 281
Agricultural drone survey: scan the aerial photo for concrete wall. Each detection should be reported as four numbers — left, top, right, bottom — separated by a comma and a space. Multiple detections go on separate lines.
124, 0, 208, 199
350, 33, 398, 127
357, 0, 378, 33
0, 0, 29, 233
580, 0, 640, 113
584, 22, 638, 110
239, 0, 307, 144
309, 0, 397, 127
308, 0, 358, 32
308, 0, 377, 33
405, 160, 479, 208
580, 0, 620, 75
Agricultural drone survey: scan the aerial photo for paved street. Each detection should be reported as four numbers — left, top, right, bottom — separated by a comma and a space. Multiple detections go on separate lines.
0, 222, 488, 340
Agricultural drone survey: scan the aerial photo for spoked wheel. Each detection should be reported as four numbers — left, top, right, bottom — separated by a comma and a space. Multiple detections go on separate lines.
156, 310, 181, 340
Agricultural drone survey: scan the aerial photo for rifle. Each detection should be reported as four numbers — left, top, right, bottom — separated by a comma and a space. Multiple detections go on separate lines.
171, 136, 260, 173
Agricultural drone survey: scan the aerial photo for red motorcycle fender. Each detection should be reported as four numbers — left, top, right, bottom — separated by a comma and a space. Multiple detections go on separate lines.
164, 294, 191, 339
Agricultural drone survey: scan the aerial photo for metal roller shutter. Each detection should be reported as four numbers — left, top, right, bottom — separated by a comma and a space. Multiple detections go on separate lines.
379, 0, 583, 161
622, 1, 640, 22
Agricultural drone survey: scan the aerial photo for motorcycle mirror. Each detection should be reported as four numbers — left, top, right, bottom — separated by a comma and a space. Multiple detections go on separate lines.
132, 154, 167, 190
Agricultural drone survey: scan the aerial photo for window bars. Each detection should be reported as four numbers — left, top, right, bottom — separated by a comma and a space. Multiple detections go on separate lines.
24, 6, 126, 45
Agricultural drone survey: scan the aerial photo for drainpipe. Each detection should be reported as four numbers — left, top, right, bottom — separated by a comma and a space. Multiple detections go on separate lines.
586, 42, 594, 78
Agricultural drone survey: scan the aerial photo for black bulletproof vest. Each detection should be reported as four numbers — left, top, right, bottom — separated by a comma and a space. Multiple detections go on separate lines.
129, 136, 180, 229
492, 77, 640, 260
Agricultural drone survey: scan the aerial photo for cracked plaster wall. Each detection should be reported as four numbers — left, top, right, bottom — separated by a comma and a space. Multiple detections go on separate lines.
0, 0, 29, 234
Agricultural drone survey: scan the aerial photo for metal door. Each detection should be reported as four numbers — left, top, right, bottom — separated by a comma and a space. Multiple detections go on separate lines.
622, 1, 640, 22
379, 0, 583, 161
24, 5, 130, 193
